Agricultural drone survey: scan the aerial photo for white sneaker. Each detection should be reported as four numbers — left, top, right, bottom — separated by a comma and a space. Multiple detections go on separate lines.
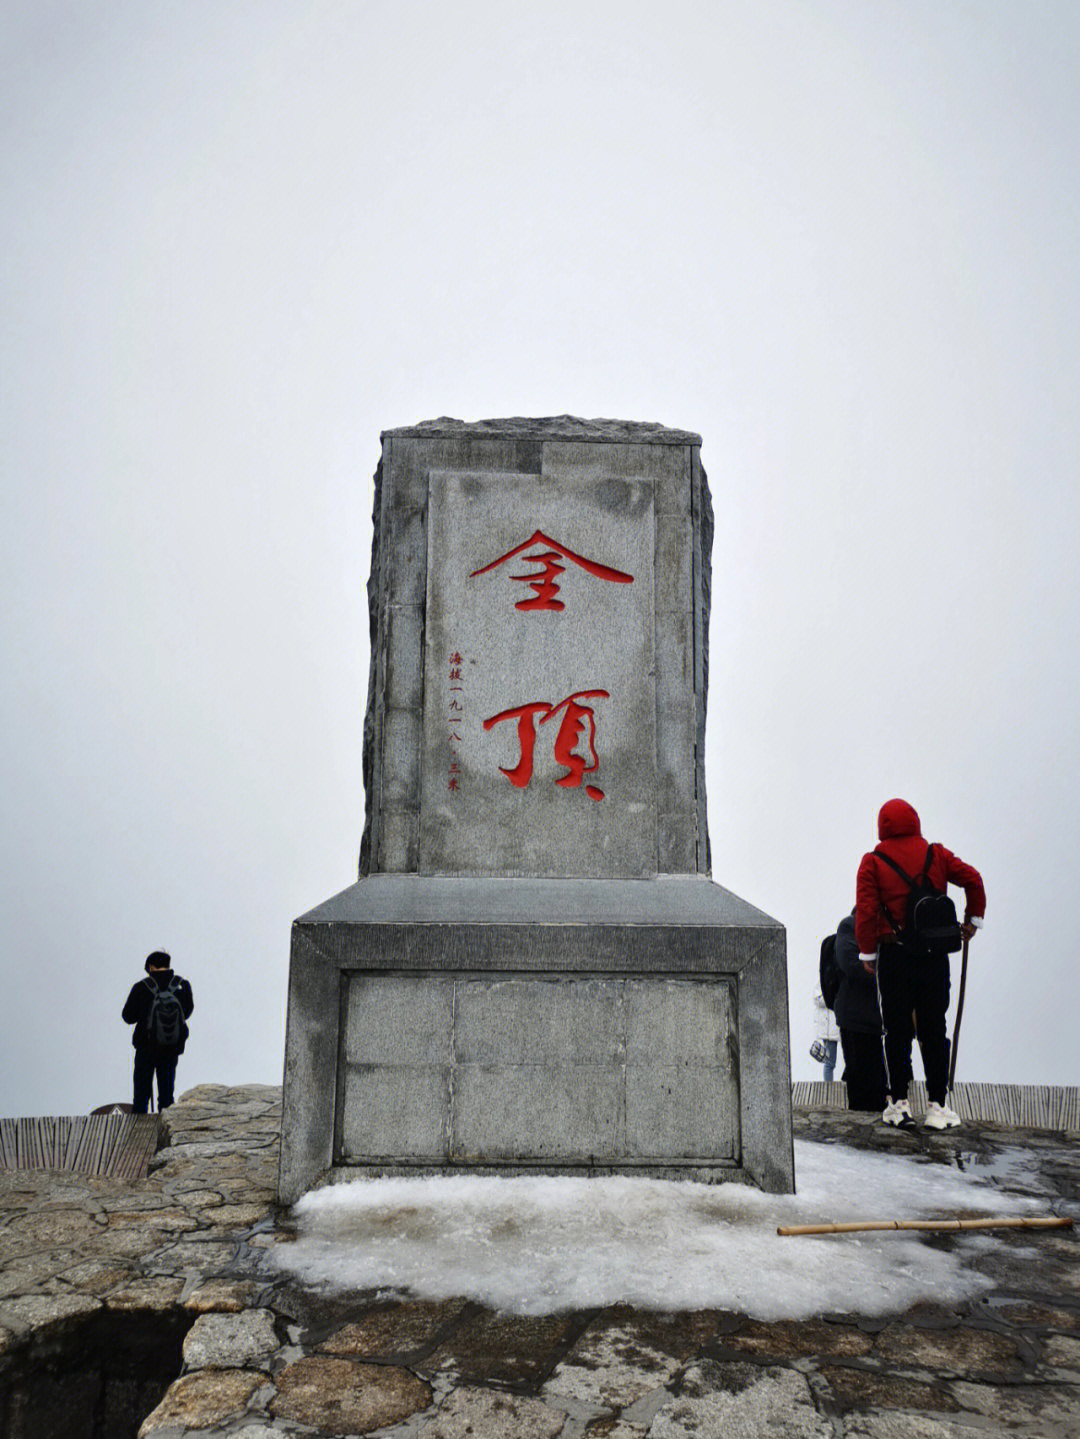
924, 1100, 962, 1130
882, 1098, 914, 1127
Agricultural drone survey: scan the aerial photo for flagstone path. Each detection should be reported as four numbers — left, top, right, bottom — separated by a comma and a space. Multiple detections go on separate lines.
1, 1086, 1077, 1437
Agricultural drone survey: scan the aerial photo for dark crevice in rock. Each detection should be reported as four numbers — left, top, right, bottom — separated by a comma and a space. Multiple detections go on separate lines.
0, 1306, 194, 1439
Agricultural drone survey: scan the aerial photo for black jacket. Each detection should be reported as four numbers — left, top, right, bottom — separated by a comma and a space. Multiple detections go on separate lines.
122, 970, 194, 1052
833, 915, 881, 1034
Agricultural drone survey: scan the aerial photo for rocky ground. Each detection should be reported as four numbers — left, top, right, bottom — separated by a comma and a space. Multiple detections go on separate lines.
1, 1086, 1078, 1437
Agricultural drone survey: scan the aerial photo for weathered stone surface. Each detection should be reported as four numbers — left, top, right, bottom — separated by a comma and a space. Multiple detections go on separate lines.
270, 1355, 432, 1432
104, 1275, 185, 1310
424, 1308, 582, 1388
650, 1360, 830, 1438
718, 1317, 874, 1359
962, 1235, 1077, 1293
319, 1298, 469, 1359
820, 1365, 960, 1414
182, 1307, 279, 1369
384, 417, 702, 443
165, 1140, 273, 1160
167, 1237, 241, 1266
420, 468, 658, 879
0, 1291, 101, 1328
203, 1202, 268, 1228
872, 1323, 1023, 1376
544, 1320, 682, 1411
424, 1384, 566, 1437
950, 1379, 1080, 1433
137, 1368, 265, 1433
167, 1188, 224, 1207
1043, 1332, 1080, 1372
4, 1092, 1080, 1439
88, 1225, 174, 1258
579, 1423, 650, 1438
0, 1251, 83, 1296
599, 1309, 723, 1363
183, 1278, 261, 1313
268, 1281, 375, 1334
5, 1208, 103, 1246
994, 1298, 1080, 1329
284, 877, 790, 1198
103, 1208, 197, 1231
841, 1416, 978, 1438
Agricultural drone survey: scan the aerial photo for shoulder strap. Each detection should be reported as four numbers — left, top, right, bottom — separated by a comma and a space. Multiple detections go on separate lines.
874, 845, 936, 887
875, 850, 914, 887
876, 845, 939, 936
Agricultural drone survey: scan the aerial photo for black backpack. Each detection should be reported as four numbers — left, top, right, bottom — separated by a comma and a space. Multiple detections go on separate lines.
145, 976, 186, 1051
819, 933, 842, 1010
876, 845, 963, 955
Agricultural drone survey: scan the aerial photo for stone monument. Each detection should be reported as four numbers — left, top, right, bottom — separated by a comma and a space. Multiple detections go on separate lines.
279, 418, 793, 1203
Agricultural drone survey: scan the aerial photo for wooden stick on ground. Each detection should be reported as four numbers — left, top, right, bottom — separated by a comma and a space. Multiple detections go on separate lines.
778, 1216, 1072, 1237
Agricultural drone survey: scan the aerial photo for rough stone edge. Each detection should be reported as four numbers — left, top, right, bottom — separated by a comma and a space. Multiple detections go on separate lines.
279, 927, 340, 1206
358, 448, 385, 877
692, 449, 713, 872
382, 416, 702, 444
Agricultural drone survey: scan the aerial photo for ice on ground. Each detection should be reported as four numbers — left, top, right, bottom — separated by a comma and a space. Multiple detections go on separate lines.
270, 1139, 1042, 1319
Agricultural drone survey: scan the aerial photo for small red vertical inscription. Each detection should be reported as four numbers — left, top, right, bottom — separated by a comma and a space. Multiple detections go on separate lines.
448, 652, 464, 792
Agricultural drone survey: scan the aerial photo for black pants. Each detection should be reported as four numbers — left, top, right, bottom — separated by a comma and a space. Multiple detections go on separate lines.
876, 943, 950, 1105
840, 1028, 887, 1112
133, 1049, 178, 1113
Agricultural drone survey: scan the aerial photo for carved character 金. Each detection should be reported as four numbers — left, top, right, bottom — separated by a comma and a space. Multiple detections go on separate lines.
483, 689, 610, 801
470, 531, 633, 611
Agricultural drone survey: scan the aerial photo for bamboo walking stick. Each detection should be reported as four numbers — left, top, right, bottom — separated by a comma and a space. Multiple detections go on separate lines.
948, 934, 970, 1095
778, 1215, 1072, 1237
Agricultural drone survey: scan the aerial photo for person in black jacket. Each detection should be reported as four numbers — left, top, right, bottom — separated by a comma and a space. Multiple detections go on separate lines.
122, 951, 194, 1113
833, 913, 887, 1113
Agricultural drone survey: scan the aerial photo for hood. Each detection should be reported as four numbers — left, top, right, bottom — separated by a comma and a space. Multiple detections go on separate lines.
878, 798, 921, 841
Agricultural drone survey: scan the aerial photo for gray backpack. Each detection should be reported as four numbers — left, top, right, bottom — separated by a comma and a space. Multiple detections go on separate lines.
145, 976, 185, 1051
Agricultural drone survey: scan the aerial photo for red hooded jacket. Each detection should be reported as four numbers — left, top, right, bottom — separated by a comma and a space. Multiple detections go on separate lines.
855, 799, 986, 959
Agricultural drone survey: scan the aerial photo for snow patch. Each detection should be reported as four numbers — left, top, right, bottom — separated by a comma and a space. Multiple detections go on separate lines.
270, 1139, 1040, 1318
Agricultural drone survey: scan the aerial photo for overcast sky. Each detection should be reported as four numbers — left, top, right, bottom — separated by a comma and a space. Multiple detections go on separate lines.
3, 1, 1078, 1116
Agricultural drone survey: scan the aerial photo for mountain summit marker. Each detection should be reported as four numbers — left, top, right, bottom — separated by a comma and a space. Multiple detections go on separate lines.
279, 419, 793, 1202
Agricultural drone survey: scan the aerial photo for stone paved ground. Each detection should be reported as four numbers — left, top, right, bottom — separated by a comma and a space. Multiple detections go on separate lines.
1, 1086, 1078, 1437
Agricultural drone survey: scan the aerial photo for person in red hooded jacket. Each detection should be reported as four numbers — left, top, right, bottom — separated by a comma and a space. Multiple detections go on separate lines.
856, 799, 985, 1130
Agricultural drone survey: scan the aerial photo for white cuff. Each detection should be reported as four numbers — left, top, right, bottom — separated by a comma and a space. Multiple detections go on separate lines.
859, 952, 877, 964
970, 915, 984, 929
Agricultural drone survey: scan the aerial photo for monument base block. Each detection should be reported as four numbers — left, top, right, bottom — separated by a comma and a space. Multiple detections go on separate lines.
279, 876, 793, 1203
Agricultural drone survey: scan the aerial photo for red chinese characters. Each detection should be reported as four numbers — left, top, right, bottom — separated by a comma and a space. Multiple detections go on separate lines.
448, 652, 464, 792
483, 690, 610, 802
470, 531, 633, 611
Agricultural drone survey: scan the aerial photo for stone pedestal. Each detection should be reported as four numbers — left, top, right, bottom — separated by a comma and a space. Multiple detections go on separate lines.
280, 419, 793, 1203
